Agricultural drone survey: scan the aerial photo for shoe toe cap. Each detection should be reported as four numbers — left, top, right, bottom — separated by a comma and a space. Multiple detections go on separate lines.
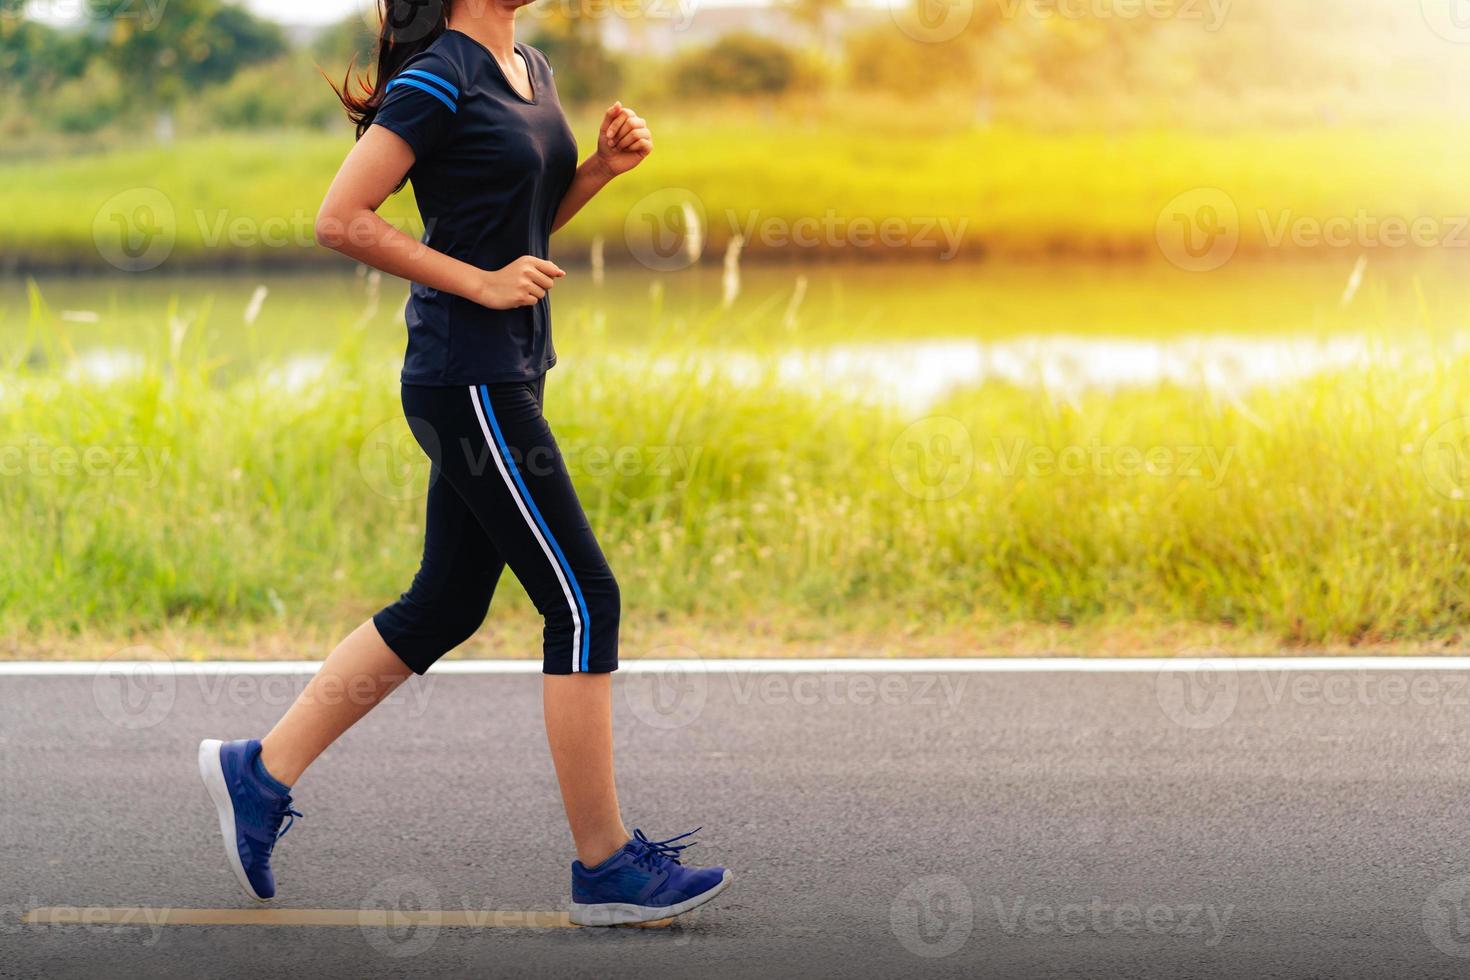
671, 866, 727, 901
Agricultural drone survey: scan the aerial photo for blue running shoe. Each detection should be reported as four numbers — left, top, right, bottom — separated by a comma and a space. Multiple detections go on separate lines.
569, 828, 733, 926
198, 738, 302, 902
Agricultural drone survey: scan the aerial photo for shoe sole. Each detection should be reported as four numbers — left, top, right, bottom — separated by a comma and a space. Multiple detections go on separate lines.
197, 739, 269, 903
568, 869, 734, 927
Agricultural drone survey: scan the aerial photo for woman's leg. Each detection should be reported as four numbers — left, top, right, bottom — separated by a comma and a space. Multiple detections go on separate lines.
544, 673, 630, 866
414, 381, 629, 865
259, 418, 506, 788
258, 619, 410, 787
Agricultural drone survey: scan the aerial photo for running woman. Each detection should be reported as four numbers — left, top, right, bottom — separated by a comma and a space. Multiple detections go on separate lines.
196, 0, 731, 927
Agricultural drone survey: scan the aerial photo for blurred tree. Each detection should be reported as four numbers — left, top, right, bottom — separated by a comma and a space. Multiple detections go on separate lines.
91, 0, 286, 106
311, 14, 377, 75
672, 34, 798, 97
0, 18, 98, 93
782, 0, 847, 57
846, 24, 978, 96
523, 24, 623, 104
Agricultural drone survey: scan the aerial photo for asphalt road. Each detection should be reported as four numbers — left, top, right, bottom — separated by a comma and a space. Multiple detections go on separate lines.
5, 661, 1470, 979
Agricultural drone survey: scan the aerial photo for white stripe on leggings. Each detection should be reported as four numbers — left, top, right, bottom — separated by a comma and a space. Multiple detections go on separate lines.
468, 386, 582, 672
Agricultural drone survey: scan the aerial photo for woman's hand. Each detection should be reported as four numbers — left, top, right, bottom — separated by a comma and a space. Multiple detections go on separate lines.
552, 104, 653, 234
594, 102, 652, 178
477, 255, 566, 310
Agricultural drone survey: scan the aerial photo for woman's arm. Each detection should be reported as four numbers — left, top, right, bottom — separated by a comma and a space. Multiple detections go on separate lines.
552, 102, 652, 235
315, 126, 564, 310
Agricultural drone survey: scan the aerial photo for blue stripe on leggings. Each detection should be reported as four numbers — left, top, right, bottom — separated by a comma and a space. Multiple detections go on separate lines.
478, 385, 591, 672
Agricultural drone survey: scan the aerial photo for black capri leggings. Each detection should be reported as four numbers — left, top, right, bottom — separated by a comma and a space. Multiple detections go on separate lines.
373, 379, 619, 675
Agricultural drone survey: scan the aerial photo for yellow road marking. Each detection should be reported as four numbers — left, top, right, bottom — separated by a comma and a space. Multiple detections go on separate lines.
22, 907, 672, 929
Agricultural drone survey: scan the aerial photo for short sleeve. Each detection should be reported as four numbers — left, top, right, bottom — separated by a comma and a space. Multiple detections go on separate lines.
372, 51, 461, 160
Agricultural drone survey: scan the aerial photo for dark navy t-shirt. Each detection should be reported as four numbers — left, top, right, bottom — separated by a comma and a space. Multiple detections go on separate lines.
372, 31, 578, 385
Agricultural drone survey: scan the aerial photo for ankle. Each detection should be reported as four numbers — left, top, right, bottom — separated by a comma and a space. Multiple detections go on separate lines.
257, 741, 301, 789
577, 829, 631, 868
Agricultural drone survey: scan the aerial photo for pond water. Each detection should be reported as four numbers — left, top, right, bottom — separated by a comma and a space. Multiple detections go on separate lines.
4, 254, 1468, 406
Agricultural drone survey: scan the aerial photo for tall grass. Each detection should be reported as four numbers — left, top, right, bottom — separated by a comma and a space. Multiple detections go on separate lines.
1, 119, 1467, 268
4, 278, 1470, 654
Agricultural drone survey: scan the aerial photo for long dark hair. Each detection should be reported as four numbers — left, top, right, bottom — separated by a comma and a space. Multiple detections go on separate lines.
328, 0, 453, 140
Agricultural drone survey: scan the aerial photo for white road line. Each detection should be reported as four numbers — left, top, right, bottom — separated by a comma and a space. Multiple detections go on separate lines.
2, 657, 1470, 675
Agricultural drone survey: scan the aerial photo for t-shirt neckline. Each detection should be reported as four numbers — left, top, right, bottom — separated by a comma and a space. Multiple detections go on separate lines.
446, 29, 538, 105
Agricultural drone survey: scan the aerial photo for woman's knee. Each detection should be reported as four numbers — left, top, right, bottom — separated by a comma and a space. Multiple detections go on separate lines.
536, 567, 619, 673
374, 593, 491, 673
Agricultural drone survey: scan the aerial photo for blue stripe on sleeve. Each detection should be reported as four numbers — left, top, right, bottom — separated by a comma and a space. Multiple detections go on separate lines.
386, 77, 457, 114
398, 69, 459, 100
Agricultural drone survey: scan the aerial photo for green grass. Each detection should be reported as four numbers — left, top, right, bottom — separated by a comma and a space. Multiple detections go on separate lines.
5, 279, 1470, 655
1, 116, 1467, 268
